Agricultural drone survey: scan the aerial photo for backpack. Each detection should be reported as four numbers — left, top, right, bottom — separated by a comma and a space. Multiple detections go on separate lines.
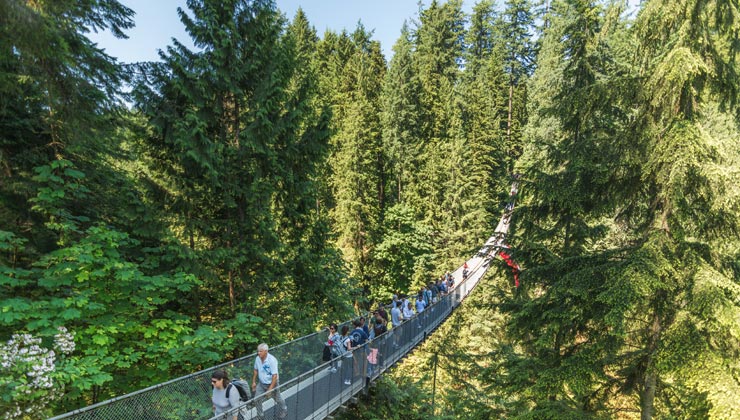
330, 333, 344, 357
226, 380, 252, 402
342, 336, 353, 358
322, 344, 332, 361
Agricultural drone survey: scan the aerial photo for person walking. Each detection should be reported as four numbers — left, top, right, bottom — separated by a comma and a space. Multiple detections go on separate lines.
211, 370, 241, 420
390, 303, 402, 349
376, 303, 388, 322
251, 343, 287, 419
373, 315, 387, 338
360, 316, 370, 336
340, 325, 354, 385
391, 302, 402, 329
402, 300, 415, 321
327, 323, 341, 373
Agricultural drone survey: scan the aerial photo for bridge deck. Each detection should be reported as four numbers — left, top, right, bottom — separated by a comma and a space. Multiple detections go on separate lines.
50, 184, 518, 420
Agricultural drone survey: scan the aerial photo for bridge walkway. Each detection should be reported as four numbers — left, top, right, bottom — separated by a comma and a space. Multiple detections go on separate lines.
50, 183, 518, 420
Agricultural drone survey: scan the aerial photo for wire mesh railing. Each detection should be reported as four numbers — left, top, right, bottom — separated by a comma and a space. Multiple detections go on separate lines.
50, 182, 518, 420
211, 230, 506, 420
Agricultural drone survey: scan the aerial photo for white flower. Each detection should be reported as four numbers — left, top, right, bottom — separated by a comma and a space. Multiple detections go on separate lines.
1, 329, 75, 419
54, 326, 76, 354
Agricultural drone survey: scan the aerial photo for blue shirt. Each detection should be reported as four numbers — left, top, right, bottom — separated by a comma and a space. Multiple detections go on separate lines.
350, 327, 368, 346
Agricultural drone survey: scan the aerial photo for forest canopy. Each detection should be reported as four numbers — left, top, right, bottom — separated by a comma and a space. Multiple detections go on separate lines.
1, 0, 738, 419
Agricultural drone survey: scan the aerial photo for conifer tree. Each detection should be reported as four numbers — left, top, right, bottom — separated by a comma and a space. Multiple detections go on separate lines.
320, 25, 387, 299
617, 0, 740, 417
502, 2, 627, 416
134, 0, 345, 337
499, 0, 537, 162
412, 0, 467, 266
503, 0, 740, 418
381, 23, 423, 208
454, 0, 509, 250
281, 9, 353, 326
135, 0, 275, 324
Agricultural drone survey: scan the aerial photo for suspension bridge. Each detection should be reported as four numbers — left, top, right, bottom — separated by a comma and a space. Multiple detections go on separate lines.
49, 182, 519, 420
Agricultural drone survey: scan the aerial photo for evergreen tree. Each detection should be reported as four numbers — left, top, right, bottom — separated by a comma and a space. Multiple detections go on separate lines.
134, 0, 346, 340
0, 0, 133, 247
502, 0, 740, 418
499, 0, 537, 163
281, 9, 354, 327
381, 22, 423, 208
412, 0, 467, 267
618, 0, 740, 417
454, 0, 509, 253
501, 1, 627, 416
321, 25, 387, 302
135, 0, 276, 332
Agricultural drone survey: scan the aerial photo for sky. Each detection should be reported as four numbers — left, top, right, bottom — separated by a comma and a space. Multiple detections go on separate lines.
90, 0, 467, 64
91, 1, 640, 65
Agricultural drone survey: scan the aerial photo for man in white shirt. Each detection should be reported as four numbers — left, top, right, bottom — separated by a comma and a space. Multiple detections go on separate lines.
251, 343, 287, 419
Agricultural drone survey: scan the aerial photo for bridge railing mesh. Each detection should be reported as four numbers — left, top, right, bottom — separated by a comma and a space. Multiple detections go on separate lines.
49, 181, 515, 420
212, 239, 500, 420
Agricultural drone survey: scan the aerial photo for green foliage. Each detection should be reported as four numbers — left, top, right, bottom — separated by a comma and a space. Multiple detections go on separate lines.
1, 221, 204, 405
502, 1, 740, 419
499, 0, 537, 160
381, 23, 423, 209
315, 24, 387, 302
134, 0, 351, 338
372, 204, 435, 300
339, 375, 437, 420
3, 0, 739, 419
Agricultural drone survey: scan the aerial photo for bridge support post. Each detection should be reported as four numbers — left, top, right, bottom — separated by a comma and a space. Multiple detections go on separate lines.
431, 352, 438, 416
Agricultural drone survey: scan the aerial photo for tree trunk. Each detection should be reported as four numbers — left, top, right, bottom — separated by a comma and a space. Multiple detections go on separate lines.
640, 311, 662, 420
397, 173, 402, 202
228, 270, 236, 312
507, 81, 514, 145
640, 369, 657, 420
188, 209, 201, 322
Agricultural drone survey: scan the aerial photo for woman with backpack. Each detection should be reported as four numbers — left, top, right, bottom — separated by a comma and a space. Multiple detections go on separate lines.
211, 370, 240, 420
326, 323, 342, 373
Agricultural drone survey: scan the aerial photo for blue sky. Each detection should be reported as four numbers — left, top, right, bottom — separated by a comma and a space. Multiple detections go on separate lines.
91, 1, 639, 65
90, 0, 464, 64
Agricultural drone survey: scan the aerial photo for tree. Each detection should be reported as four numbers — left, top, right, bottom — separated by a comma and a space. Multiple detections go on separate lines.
0, 0, 206, 414
412, 0, 467, 267
500, 2, 629, 417
134, 0, 349, 336
314, 25, 387, 303
372, 203, 435, 300
453, 0, 510, 253
620, 0, 740, 417
502, 0, 740, 418
282, 8, 354, 327
381, 22, 423, 208
499, 0, 537, 162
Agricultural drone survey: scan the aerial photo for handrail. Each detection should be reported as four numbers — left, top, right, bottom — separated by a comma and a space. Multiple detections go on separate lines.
49, 181, 518, 420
